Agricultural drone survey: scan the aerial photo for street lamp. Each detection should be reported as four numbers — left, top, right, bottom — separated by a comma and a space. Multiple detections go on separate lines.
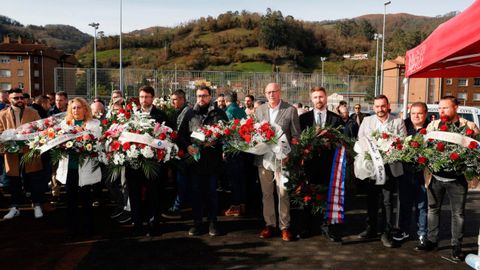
89, 22, 99, 98
119, 0, 123, 94
374, 33, 382, 96
380, 1, 391, 95
320, 57, 327, 86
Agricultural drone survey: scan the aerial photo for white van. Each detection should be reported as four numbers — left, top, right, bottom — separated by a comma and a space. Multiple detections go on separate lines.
426, 104, 480, 127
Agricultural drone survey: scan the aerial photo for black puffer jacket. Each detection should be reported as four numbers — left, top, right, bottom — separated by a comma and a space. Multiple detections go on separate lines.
188, 102, 228, 175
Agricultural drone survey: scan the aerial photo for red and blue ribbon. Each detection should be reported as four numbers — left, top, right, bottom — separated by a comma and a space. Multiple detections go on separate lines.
325, 146, 346, 224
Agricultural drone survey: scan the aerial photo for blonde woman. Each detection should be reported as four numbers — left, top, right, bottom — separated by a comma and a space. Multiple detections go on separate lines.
56, 97, 102, 237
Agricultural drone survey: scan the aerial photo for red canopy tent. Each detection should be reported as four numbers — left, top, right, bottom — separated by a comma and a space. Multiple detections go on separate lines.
405, 0, 480, 78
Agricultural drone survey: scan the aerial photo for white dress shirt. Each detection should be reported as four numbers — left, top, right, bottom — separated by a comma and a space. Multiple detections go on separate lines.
313, 108, 327, 128
268, 101, 281, 125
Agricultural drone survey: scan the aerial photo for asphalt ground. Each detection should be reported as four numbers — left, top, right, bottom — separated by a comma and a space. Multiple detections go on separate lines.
1, 182, 479, 270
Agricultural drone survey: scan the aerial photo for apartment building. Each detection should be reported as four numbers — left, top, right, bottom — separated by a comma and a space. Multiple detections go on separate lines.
0, 36, 77, 97
442, 77, 480, 106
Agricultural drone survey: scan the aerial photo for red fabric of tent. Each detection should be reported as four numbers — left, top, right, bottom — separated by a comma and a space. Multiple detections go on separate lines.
405, 0, 480, 78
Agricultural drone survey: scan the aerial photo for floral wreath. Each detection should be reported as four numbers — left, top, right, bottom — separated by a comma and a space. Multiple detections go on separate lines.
285, 126, 353, 214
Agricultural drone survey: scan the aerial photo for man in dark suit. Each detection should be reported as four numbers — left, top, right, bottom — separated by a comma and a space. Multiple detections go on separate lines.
299, 86, 343, 241
349, 104, 369, 126
125, 85, 167, 236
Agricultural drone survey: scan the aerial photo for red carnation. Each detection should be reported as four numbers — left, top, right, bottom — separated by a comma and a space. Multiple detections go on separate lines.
138, 143, 146, 149
156, 149, 166, 161
450, 152, 460, 160
466, 128, 474, 136
439, 125, 448, 131
124, 111, 131, 119
410, 141, 420, 148
169, 131, 178, 140
159, 133, 167, 140
417, 156, 427, 165
243, 134, 252, 143
468, 141, 478, 149
436, 142, 445, 151
419, 128, 427, 135
291, 138, 300, 145
440, 115, 449, 122
111, 140, 121, 151
177, 149, 185, 158
101, 119, 108, 126
303, 195, 312, 203
118, 108, 125, 114
382, 133, 389, 139
223, 129, 231, 136
205, 130, 213, 137
214, 133, 221, 139
233, 119, 240, 125
122, 142, 131, 151
396, 144, 403, 150
126, 103, 133, 111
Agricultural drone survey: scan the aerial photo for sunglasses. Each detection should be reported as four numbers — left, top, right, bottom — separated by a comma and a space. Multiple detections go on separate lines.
12, 96, 25, 100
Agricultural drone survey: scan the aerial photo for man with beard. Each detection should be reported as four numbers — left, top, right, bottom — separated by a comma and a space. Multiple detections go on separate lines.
417, 96, 480, 261
125, 86, 167, 236
0, 89, 45, 219
357, 94, 407, 248
187, 86, 228, 236
338, 105, 359, 138
299, 86, 343, 241
256, 83, 300, 242
49, 91, 68, 116
244, 95, 255, 117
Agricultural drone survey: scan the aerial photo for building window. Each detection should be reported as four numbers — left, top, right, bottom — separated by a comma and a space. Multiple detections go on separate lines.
0, 83, 11, 90
473, 93, 480, 101
0, 56, 10, 64
18, 82, 24, 89
446, 78, 453, 85
17, 69, 24, 77
33, 57, 39, 64
17, 56, 23, 62
34, 83, 40, 90
34, 70, 39, 77
458, 79, 468, 87
457, 92, 467, 100
0, 69, 11, 77
474, 78, 480, 86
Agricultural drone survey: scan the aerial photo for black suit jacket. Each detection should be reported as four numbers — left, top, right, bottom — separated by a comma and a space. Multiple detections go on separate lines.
299, 110, 342, 186
149, 106, 170, 126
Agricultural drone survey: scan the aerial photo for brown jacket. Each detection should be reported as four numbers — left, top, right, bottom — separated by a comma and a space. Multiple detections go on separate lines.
0, 106, 43, 176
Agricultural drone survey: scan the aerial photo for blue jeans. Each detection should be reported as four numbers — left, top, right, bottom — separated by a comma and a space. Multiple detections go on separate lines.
225, 153, 246, 205
191, 174, 218, 223
172, 164, 190, 210
398, 168, 428, 237
0, 156, 9, 187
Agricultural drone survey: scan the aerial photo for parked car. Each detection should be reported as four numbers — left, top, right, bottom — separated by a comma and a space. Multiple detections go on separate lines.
426, 104, 480, 127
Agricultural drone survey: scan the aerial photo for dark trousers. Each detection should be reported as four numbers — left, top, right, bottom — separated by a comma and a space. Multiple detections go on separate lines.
365, 168, 397, 234
225, 153, 246, 205
66, 169, 93, 234
427, 176, 467, 246
172, 160, 190, 210
125, 167, 161, 232
398, 168, 428, 237
105, 173, 128, 212
9, 172, 46, 206
191, 174, 218, 223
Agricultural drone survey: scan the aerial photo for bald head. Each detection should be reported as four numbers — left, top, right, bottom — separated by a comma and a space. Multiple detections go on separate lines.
265, 83, 281, 107
91, 101, 105, 119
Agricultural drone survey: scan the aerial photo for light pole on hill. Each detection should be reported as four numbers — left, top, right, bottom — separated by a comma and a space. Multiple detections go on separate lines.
320, 57, 327, 87
374, 33, 382, 96
89, 22, 100, 98
380, 1, 391, 95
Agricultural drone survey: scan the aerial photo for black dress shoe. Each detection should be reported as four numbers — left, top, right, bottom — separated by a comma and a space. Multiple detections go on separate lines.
451, 245, 463, 261
415, 240, 437, 251
381, 233, 397, 248
322, 229, 341, 242
358, 229, 377, 239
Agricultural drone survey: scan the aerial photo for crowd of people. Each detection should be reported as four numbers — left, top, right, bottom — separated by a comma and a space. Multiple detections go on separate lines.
0, 84, 478, 263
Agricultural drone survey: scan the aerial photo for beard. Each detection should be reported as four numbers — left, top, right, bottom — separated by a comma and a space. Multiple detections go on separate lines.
12, 102, 25, 108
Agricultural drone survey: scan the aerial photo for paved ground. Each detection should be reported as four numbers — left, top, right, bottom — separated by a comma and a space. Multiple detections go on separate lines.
1, 185, 479, 270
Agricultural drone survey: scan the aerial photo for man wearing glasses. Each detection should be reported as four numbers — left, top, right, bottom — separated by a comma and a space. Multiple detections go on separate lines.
255, 82, 301, 241
0, 89, 45, 219
350, 104, 369, 126
186, 86, 228, 236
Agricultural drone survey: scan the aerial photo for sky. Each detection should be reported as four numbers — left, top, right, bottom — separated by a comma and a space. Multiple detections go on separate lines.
2, 0, 476, 36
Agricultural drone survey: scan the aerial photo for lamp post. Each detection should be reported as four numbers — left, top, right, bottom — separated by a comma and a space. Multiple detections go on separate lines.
119, 0, 123, 94
374, 33, 382, 96
320, 57, 327, 87
380, 1, 391, 95
88, 22, 99, 98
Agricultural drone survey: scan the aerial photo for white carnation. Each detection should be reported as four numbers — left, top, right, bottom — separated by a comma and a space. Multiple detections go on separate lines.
140, 146, 154, 159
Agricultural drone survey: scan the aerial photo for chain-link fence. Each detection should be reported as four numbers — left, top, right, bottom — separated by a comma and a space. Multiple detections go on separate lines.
55, 68, 387, 111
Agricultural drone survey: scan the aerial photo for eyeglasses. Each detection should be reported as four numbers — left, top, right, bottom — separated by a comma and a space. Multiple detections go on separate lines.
197, 94, 210, 98
265, 90, 279, 95
354, 107, 360, 109
12, 96, 25, 100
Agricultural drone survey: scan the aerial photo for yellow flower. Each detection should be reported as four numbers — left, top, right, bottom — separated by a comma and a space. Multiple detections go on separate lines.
85, 144, 93, 151
39, 138, 46, 144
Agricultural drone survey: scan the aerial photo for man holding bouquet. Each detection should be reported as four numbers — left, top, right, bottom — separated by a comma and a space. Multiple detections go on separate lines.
418, 96, 480, 261
255, 82, 300, 241
0, 89, 45, 219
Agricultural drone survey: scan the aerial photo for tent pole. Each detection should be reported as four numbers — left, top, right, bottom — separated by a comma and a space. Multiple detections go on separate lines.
402, 78, 409, 120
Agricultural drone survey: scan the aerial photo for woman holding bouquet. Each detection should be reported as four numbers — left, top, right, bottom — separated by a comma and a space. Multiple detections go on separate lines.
56, 97, 102, 237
